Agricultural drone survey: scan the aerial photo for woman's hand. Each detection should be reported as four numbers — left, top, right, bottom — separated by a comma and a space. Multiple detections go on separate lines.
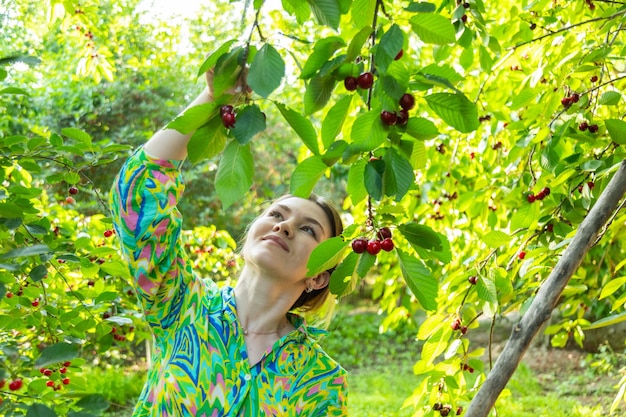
205, 66, 251, 104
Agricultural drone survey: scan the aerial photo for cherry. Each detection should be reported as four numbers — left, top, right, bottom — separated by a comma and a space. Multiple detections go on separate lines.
589, 124, 599, 133
68, 186, 79, 195
377, 227, 392, 240
587, 181, 595, 189
463, 2, 470, 8
6, 292, 13, 298
571, 93, 580, 103
221, 112, 236, 128
461, 14, 468, 23
381, 238, 394, 252
65, 196, 76, 205
351, 238, 368, 254
357, 72, 374, 89
579, 122, 589, 131
456, 406, 463, 416
366, 240, 382, 255
518, 251, 526, 260
394, 49, 403, 60
46, 380, 55, 387
546, 223, 554, 233
9, 379, 23, 391
344, 76, 358, 91
527, 193, 536, 203
62, 377, 70, 385
380, 110, 397, 126
590, 75, 598, 83
59, 367, 67, 374
461, 326, 468, 335
530, 22, 537, 30
468, 275, 478, 285
451, 318, 462, 331
31, 299, 39, 307
561, 97, 572, 107
433, 403, 443, 411
104, 229, 114, 238
441, 406, 451, 416
220, 105, 234, 116
399, 93, 415, 110
396, 109, 409, 126
43, 369, 53, 376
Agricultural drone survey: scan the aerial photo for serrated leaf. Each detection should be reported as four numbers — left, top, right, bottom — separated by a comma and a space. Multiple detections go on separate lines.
398, 250, 438, 310
356, 252, 376, 277
351, 110, 386, 151
347, 159, 368, 204
605, 119, 626, 145
384, 147, 414, 201
410, 13, 456, 45
346, 26, 373, 61
322, 140, 348, 166
247, 43, 285, 98
35, 342, 79, 368
306, 236, 349, 277
398, 222, 442, 251
231, 104, 267, 145
329, 251, 359, 296
364, 158, 385, 201
477, 274, 498, 304
215, 141, 254, 209
425, 93, 479, 133
274, 102, 319, 154
29, 265, 48, 282
282, 0, 311, 23
74, 394, 110, 412
482, 230, 512, 249
187, 116, 227, 164
290, 155, 328, 197
304, 74, 336, 114
375, 24, 404, 74
26, 404, 57, 417
406, 2, 436, 12
598, 91, 621, 106
510, 203, 540, 231
301, 37, 345, 79
166, 103, 215, 135
307, 0, 341, 29
352, 0, 377, 28
321, 95, 352, 149
197, 39, 237, 76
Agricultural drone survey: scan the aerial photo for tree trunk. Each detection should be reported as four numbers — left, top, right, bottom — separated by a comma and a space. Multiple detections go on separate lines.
465, 159, 626, 417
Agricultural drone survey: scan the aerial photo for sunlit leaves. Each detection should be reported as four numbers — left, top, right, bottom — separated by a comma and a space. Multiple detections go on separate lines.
187, 116, 227, 164
247, 43, 285, 98
397, 250, 438, 311
290, 155, 328, 197
304, 74, 336, 114
410, 13, 456, 45
301, 37, 345, 79
306, 236, 349, 277
424, 93, 479, 133
35, 343, 80, 368
605, 119, 626, 145
215, 140, 254, 209
307, 0, 341, 29
231, 104, 267, 145
274, 102, 319, 154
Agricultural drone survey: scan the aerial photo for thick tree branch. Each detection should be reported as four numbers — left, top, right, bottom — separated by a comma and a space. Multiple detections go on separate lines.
465, 159, 626, 417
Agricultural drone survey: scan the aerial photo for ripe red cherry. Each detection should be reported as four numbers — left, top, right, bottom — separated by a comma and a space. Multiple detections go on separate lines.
396, 109, 409, 126
541, 187, 551, 197
65, 196, 76, 205
366, 240, 382, 255
380, 110, 397, 126
451, 318, 462, 331
6, 292, 13, 298
31, 299, 39, 307
59, 367, 67, 374
220, 105, 234, 116
104, 229, 114, 238
571, 93, 580, 103
468, 275, 478, 285
357, 72, 374, 89
68, 186, 79, 195
561, 97, 572, 107
381, 238, 394, 252
527, 193, 536, 203
399, 93, 415, 110
9, 379, 23, 391
221, 112, 236, 128
590, 75, 598, 82
344, 76, 358, 91
579, 122, 589, 131
394, 49, 403, 60
62, 377, 70, 385
46, 380, 55, 387
377, 227, 392, 240
589, 124, 599, 133
518, 251, 526, 260
351, 238, 368, 254
43, 369, 53, 376
461, 326, 468, 335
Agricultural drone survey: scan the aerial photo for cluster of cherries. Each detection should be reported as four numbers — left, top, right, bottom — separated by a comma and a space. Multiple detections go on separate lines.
65, 185, 79, 205
39, 362, 72, 389
433, 402, 463, 416
220, 105, 236, 129
351, 227, 394, 256
527, 186, 550, 203
380, 93, 415, 127
343, 72, 374, 91
579, 121, 599, 133
561, 92, 580, 109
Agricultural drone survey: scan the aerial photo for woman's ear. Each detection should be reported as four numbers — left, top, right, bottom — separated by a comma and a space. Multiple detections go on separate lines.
309, 271, 330, 290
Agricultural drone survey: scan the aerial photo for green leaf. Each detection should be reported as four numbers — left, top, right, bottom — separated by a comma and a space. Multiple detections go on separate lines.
375, 24, 404, 74
282, 0, 311, 23
364, 157, 385, 201
399, 222, 443, 251
352, 0, 377, 28
321, 95, 352, 149
307, 0, 341, 29
599, 276, 626, 299
585, 311, 626, 330
247, 43, 285, 98
0, 87, 28, 95
1, 244, 50, 259
231, 104, 267, 145
306, 236, 349, 276
322, 140, 348, 166
304, 74, 336, 114
61, 128, 92, 147
510, 202, 540, 231
356, 252, 376, 277
347, 159, 368, 204
35, 342, 80, 368
197, 39, 237, 76
215, 141, 254, 209
425, 93, 479, 133
274, 102, 319, 154
290, 155, 328, 197
410, 13, 456, 45
187, 116, 227, 164
477, 274, 498, 304
404, 117, 439, 140
29, 265, 48, 282
605, 119, 626, 145
351, 110, 386, 151
398, 250, 438, 311
346, 26, 373, 61
598, 91, 621, 106
482, 230, 512, 249
384, 147, 414, 201
301, 37, 345, 79
329, 251, 359, 296
74, 394, 110, 412
406, 2, 436, 12
166, 103, 215, 135
26, 404, 57, 417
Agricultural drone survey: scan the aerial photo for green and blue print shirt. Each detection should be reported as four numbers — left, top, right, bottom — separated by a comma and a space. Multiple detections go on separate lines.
109, 148, 348, 416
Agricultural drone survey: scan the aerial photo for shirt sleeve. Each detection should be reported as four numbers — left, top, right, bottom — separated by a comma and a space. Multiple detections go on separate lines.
109, 147, 216, 337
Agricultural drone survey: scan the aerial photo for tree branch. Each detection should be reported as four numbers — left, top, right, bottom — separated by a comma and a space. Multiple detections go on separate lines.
465, 159, 626, 417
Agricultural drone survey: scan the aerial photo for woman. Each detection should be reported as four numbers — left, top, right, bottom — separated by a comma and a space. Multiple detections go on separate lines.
109, 79, 348, 416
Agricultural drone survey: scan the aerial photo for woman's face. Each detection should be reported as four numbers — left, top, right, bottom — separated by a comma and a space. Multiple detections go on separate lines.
243, 196, 332, 282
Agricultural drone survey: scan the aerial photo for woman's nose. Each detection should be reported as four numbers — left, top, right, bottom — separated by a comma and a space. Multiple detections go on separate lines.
273, 221, 292, 237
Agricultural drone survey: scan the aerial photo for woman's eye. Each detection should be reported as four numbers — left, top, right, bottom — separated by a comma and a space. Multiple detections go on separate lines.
302, 226, 316, 237
269, 210, 282, 219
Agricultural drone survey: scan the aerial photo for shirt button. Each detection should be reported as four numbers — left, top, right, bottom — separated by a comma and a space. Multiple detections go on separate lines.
244, 374, 251, 381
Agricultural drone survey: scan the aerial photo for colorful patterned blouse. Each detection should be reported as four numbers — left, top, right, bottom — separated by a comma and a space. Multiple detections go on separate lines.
109, 148, 348, 416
